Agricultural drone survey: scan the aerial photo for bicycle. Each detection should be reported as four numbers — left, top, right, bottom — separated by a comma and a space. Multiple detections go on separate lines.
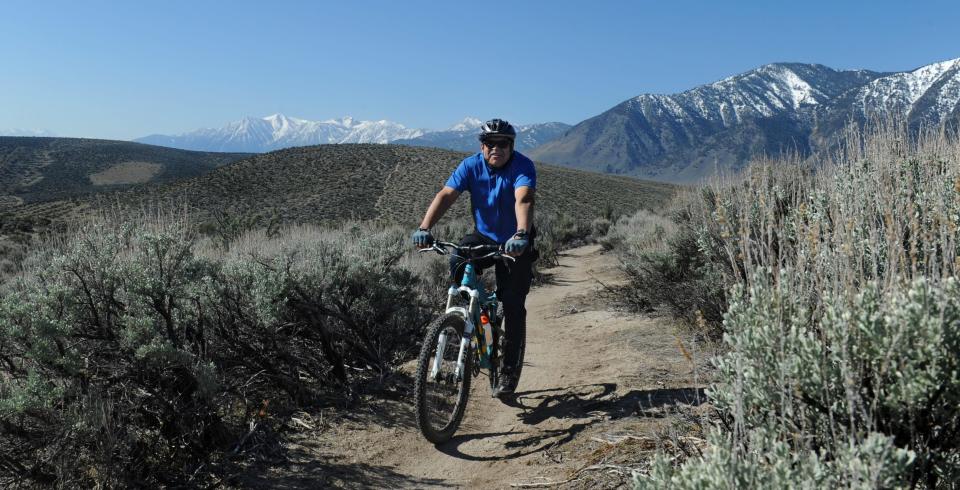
413, 241, 526, 444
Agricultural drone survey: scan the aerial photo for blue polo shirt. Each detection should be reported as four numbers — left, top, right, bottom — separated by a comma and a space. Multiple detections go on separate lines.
445, 151, 537, 244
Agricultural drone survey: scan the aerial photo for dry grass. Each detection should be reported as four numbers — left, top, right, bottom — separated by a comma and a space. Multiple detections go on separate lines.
88, 161, 162, 185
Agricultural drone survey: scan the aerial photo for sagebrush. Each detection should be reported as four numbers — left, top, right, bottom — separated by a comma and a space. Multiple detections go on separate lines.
0, 215, 435, 487
629, 122, 960, 487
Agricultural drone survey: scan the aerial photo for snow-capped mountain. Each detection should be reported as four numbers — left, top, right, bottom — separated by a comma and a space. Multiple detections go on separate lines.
813, 58, 960, 137
136, 114, 424, 152
448, 117, 483, 132
392, 117, 571, 152
136, 113, 568, 153
855, 58, 960, 116
531, 58, 960, 183
632, 63, 880, 127
0, 128, 56, 137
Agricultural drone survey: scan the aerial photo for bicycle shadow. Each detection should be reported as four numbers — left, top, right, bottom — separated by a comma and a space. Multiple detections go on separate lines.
435, 383, 705, 462
237, 449, 448, 489
533, 268, 594, 288
435, 424, 593, 462
506, 383, 705, 423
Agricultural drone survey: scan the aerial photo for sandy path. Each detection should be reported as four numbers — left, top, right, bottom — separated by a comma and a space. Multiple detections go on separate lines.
256, 245, 706, 489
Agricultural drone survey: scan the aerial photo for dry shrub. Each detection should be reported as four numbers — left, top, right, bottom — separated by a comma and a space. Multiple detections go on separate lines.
0, 214, 436, 487
634, 121, 960, 487
603, 203, 729, 336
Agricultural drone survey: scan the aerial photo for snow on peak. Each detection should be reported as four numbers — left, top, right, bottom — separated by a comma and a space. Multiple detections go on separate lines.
902, 58, 960, 103
448, 117, 482, 131
264, 113, 294, 132
139, 114, 425, 151
0, 128, 56, 137
765, 65, 821, 108
855, 57, 960, 113
647, 58, 960, 128
319, 116, 356, 128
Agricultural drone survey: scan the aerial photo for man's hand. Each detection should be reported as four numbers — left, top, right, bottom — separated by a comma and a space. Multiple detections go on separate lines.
412, 228, 434, 249
505, 230, 529, 257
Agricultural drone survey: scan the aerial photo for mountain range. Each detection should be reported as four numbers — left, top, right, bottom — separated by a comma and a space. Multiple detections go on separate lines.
0, 129, 56, 137
530, 57, 960, 182
136, 114, 424, 153
136, 115, 571, 153
391, 117, 571, 152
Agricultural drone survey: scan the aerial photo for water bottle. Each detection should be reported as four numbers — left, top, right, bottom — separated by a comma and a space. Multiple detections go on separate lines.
480, 311, 494, 357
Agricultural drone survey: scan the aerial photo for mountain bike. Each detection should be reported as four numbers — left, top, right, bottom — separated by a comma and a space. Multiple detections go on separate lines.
413, 241, 523, 444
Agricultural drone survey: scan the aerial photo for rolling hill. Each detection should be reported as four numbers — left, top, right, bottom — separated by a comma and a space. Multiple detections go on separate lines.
6, 144, 677, 232
0, 137, 248, 210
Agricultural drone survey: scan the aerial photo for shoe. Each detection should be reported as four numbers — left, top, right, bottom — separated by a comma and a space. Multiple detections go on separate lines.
491, 375, 517, 398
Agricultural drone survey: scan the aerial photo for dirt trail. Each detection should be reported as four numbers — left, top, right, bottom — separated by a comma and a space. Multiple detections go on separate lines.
256, 245, 707, 489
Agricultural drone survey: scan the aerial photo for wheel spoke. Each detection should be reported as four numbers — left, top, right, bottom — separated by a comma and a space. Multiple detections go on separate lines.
414, 313, 472, 443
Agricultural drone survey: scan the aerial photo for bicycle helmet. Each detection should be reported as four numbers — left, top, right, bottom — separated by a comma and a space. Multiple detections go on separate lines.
478, 118, 517, 142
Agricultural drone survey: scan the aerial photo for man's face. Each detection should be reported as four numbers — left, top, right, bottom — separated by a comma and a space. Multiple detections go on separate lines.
481, 138, 513, 167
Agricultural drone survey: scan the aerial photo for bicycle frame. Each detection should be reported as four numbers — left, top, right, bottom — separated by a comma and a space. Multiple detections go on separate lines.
431, 260, 498, 382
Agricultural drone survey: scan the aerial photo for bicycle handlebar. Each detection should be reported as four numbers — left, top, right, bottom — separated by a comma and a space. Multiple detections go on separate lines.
417, 240, 516, 262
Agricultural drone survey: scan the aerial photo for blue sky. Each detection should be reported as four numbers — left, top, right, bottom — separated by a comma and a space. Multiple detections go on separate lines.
1, 0, 958, 140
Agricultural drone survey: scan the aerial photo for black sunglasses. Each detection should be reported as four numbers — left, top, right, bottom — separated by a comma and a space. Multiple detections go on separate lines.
482, 139, 512, 149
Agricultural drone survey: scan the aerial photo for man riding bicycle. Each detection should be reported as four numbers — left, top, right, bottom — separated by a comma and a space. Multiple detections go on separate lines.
412, 118, 537, 397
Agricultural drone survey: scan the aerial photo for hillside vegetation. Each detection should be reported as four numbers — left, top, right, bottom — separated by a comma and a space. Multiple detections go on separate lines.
0, 217, 446, 487
0, 137, 247, 208
7, 144, 677, 232
610, 122, 960, 487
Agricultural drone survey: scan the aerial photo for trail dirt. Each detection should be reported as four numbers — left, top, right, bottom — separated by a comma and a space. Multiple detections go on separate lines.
246, 245, 709, 489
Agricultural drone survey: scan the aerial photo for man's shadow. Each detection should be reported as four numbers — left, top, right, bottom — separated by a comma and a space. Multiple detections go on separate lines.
435, 383, 705, 461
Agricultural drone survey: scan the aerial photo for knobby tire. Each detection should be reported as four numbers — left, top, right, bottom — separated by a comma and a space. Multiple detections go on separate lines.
414, 312, 472, 444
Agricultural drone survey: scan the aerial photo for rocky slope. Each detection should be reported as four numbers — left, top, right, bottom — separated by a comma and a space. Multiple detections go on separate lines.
530, 58, 960, 182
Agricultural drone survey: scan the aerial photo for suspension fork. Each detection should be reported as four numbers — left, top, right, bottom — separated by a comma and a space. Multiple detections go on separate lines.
455, 293, 478, 380
431, 287, 479, 381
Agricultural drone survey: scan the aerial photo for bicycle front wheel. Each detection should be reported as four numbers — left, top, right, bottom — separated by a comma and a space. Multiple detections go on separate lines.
414, 312, 473, 444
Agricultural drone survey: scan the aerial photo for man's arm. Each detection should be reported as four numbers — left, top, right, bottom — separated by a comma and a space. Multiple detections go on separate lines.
514, 186, 535, 233
419, 186, 461, 230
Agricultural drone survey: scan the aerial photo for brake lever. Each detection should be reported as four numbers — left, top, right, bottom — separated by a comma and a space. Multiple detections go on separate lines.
416, 243, 446, 255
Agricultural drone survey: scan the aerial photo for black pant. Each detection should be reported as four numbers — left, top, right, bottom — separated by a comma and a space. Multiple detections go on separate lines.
449, 230, 537, 384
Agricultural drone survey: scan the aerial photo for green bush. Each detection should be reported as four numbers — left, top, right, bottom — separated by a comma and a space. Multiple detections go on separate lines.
637, 429, 914, 489
638, 273, 960, 487
535, 210, 595, 267
630, 123, 960, 487
536, 212, 580, 266
0, 218, 434, 487
603, 207, 727, 334
0, 222, 226, 486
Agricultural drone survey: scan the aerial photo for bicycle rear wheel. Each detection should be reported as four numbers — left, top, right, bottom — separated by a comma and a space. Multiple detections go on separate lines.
414, 312, 472, 444
492, 304, 526, 393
